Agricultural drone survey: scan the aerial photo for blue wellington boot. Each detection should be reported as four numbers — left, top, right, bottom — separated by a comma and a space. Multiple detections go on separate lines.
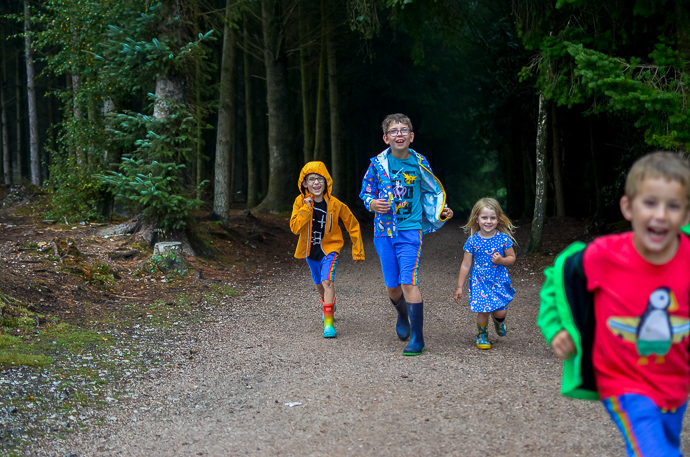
391, 296, 410, 341
402, 301, 424, 356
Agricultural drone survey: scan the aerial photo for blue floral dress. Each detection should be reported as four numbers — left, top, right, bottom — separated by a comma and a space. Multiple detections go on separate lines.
463, 232, 516, 313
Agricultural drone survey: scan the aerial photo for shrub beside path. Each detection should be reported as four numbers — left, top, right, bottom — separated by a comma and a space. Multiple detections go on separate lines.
29, 220, 690, 456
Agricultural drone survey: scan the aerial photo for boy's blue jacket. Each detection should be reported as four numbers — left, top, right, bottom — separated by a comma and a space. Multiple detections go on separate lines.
359, 148, 449, 237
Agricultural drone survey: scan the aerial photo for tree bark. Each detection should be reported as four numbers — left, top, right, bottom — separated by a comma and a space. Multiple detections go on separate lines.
152, 1, 185, 122
14, 54, 22, 184
298, 1, 313, 163
524, 93, 548, 254
213, 2, 238, 224
25, 0, 40, 186
244, 21, 259, 209
1, 23, 10, 186
313, 1, 326, 162
71, 73, 86, 164
153, 77, 185, 121
326, 3, 342, 196
254, 0, 293, 212
520, 138, 535, 220
551, 102, 564, 218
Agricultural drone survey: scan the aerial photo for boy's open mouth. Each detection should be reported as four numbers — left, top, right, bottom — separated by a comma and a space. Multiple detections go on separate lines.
648, 227, 668, 242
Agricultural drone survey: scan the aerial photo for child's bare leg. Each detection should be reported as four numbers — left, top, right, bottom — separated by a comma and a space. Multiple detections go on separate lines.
321, 279, 335, 303
476, 312, 490, 326
316, 283, 325, 300
396, 284, 422, 303
386, 285, 403, 303
492, 309, 507, 320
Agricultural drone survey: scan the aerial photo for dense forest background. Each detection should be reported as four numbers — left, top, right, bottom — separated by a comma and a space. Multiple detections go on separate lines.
1, 0, 688, 251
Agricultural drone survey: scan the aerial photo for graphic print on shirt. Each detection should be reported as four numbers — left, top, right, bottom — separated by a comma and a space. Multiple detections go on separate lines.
388, 157, 421, 229
607, 287, 690, 364
308, 200, 327, 261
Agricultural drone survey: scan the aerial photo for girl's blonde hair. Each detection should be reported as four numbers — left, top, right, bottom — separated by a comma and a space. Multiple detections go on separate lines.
463, 197, 516, 243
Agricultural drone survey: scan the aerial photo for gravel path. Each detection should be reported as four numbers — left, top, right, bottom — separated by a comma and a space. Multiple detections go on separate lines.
27, 221, 690, 457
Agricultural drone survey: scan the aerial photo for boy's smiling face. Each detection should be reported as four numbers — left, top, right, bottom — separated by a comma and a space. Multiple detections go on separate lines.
303, 173, 326, 200
620, 176, 690, 264
383, 122, 414, 158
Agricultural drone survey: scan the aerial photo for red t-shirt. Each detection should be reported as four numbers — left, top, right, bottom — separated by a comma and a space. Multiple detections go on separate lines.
584, 232, 690, 409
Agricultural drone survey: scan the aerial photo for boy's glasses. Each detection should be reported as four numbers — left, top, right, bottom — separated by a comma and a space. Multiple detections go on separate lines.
306, 177, 325, 184
387, 128, 410, 137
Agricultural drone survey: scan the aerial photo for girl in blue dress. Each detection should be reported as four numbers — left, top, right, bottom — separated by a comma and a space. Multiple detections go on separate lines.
454, 197, 516, 349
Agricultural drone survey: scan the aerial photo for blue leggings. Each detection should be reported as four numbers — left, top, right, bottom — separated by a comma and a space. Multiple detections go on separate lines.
603, 394, 687, 457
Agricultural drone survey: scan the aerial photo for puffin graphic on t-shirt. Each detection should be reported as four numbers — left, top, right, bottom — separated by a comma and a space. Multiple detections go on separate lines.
607, 287, 690, 364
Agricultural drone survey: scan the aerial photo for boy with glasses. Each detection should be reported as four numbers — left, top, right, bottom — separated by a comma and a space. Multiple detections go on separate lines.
291, 161, 365, 338
360, 113, 453, 355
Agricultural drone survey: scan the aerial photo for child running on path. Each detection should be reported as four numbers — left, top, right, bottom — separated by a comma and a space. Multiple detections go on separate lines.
290, 161, 365, 338
538, 151, 690, 457
360, 113, 453, 355
454, 197, 516, 349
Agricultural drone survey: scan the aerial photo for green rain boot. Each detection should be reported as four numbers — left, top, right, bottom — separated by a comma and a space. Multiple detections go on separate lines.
321, 298, 336, 338
476, 324, 491, 349
492, 314, 507, 337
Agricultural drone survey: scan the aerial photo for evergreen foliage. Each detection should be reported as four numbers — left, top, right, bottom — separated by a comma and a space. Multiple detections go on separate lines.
33, 1, 213, 228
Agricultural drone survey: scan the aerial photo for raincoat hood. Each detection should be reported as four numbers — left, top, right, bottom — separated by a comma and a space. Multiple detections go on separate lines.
298, 161, 333, 198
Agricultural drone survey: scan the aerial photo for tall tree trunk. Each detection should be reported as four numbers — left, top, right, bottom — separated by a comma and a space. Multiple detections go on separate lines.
676, 1, 689, 152
244, 25, 258, 209
152, 1, 185, 123
101, 97, 115, 163
313, 4, 326, 162
1, 23, 10, 186
551, 102, 564, 218
153, 77, 184, 121
24, 0, 40, 185
325, 4, 342, 196
14, 54, 22, 184
255, 0, 293, 212
524, 93, 548, 254
213, 4, 238, 224
520, 138, 535, 220
71, 73, 85, 163
298, 1, 313, 163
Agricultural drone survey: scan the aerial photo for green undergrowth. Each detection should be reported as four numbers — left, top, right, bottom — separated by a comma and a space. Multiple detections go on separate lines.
1, 282, 241, 371
0, 282, 241, 453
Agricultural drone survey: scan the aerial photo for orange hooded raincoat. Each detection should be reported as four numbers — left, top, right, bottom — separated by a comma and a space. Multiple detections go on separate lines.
290, 161, 365, 262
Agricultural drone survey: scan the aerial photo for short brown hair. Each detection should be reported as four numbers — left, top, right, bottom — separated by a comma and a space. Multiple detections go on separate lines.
625, 151, 690, 203
381, 113, 413, 134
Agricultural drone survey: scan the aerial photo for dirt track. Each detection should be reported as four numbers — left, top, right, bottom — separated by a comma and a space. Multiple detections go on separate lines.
28, 219, 690, 457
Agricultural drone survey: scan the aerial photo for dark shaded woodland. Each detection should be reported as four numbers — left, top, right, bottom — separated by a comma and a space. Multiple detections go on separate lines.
1, 0, 688, 247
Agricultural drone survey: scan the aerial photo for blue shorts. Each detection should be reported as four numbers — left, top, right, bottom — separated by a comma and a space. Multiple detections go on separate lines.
373, 229, 422, 288
603, 394, 687, 457
305, 252, 339, 284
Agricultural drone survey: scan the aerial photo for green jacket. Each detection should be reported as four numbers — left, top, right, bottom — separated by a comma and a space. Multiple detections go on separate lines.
538, 223, 690, 401
538, 242, 599, 400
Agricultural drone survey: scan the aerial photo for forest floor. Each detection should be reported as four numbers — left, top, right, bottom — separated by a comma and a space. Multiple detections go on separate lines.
1, 185, 687, 457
